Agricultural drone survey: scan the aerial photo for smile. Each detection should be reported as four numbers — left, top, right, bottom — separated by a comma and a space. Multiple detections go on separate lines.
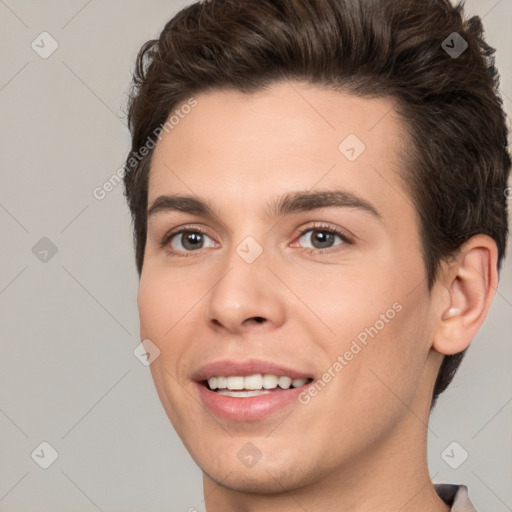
192, 360, 315, 421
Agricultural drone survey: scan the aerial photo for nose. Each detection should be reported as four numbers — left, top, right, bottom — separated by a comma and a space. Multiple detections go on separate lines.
203, 250, 287, 335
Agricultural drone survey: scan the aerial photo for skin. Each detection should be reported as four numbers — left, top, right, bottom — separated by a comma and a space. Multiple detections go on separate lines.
137, 81, 498, 511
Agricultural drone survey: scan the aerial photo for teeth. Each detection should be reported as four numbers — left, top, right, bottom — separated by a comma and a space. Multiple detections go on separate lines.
227, 376, 245, 390
278, 376, 292, 389
217, 390, 272, 398
244, 374, 263, 390
207, 374, 310, 391
262, 374, 278, 389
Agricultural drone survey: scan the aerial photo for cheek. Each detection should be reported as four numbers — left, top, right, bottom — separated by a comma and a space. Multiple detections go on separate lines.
137, 268, 197, 340
138, 272, 198, 426
137, 268, 210, 393
137, 279, 164, 340
344, 292, 433, 412
305, 261, 430, 394
289, 265, 401, 348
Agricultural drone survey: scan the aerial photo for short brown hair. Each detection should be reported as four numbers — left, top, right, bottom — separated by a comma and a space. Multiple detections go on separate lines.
123, 0, 511, 408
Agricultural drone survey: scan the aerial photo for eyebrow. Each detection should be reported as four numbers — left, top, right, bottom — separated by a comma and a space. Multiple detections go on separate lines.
147, 189, 382, 222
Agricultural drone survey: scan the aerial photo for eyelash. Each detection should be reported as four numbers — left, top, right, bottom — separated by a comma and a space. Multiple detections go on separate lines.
160, 222, 353, 257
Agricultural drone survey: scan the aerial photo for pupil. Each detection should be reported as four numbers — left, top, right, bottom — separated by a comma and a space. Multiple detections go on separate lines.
183, 232, 203, 250
313, 230, 334, 249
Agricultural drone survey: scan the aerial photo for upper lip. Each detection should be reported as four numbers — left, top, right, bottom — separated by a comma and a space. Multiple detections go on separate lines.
191, 359, 314, 382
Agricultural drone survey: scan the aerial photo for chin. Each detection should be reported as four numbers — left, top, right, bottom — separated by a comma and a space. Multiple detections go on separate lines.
203, 463, 310, 495
191, 439, 323, 495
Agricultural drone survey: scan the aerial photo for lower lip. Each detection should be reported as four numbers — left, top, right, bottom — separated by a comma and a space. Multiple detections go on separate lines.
195, 382, 308, 421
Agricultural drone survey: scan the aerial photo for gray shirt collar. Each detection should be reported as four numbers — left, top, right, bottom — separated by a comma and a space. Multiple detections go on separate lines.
434, 484, 477, 511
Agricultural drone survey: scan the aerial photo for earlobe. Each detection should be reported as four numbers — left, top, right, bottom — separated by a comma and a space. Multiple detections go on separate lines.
433, 235, 498, 356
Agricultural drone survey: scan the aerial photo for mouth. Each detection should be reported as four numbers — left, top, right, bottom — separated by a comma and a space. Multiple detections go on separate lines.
192, 360, 315, 421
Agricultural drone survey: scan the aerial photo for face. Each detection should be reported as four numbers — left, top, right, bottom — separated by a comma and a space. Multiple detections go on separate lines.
138, 81, 443, 493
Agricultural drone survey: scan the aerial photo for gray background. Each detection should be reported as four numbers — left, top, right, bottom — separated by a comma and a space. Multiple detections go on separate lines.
0, 1, 511, 511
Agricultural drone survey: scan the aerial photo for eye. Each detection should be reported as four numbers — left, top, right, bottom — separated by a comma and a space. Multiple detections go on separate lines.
160, 223, 353, 257
162, 228, 216, 254
294, 224, 352, 252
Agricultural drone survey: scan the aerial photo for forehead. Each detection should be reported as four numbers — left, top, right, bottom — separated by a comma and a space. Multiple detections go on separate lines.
148, 81, 410, 219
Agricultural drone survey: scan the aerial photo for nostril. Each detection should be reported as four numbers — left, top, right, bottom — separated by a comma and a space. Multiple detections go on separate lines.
252, 316, 265, 323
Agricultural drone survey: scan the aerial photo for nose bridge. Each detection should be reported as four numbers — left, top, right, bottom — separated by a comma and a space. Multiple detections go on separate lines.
203, 231, 286, 331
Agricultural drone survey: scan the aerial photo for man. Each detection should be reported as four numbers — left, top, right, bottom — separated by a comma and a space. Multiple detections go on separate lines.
123, 0, 511, 510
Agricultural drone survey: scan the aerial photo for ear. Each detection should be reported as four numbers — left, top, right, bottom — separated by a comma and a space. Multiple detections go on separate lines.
432, 235, 499, 356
